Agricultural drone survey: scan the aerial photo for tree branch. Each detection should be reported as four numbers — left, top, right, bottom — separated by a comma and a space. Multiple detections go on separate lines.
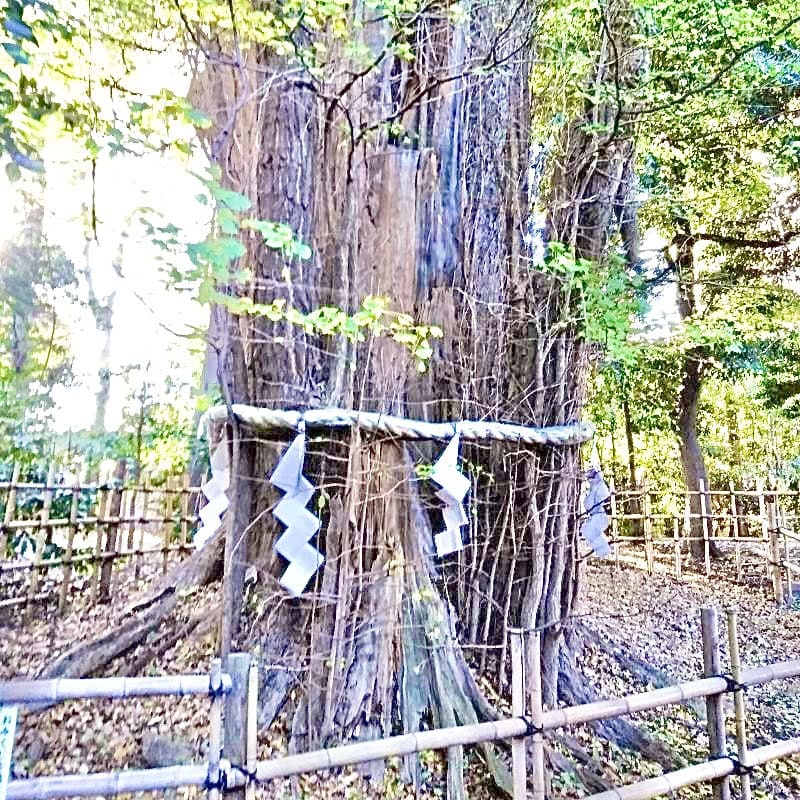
695, 230, 800, 249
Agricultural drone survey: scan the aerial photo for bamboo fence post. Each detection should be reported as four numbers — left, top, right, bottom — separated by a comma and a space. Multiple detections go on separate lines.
729, 482, 742, 582
161, 486, 172, 574
125, 487, 137, 551
642, 483, 654, 575
99, 461, 126, 603
725, 608, 752, 800
246, 659, 259, 800
767, 499, 784, 604
672, 517, 682, 580
529, 629, 547, 800
179, 477, 191, 553
58, 485, 80, 615
683, 490, 691, 560
700, 607, 731, 800
757, 478, 771, 587
778, 500, 792, 599
207, 658, 223, 800
223, 652, 251, 800
699, 479, 712, 578
609, 477, 620, 571
639, 481, 653, 575
510, 629, 528, 800
134, 485, 148, 580
27, 463, 56, 616
1, 462, 21, 556
91, 485, 110, 601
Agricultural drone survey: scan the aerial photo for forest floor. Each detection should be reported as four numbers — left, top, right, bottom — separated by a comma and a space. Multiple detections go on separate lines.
2, 547, 800, 800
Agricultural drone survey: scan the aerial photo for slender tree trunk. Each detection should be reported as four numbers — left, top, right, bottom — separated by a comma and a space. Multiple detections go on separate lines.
676, 353, 711, 557
670, 221, 720, 558
622, 393, 637, 488
725, 386, 742, 473
621, 388, 643, 536
84, 238, 115, 436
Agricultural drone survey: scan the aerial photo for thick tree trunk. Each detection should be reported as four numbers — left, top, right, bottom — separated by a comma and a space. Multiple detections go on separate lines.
192, 1, 595, 772
38, 2, 657, 793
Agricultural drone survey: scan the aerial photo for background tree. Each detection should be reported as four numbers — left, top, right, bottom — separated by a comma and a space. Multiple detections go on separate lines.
0, 195, 76, 462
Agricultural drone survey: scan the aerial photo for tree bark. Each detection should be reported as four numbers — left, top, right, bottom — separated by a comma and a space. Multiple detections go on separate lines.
620, 381, 643, 535
677, 352, 711, 557
671, 221, 719, 559
192, 2, 593, 772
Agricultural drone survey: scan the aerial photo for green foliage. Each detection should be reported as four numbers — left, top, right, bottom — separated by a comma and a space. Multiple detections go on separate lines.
159, 172, 445, 372
0, 201, 76, 464
0, 0, 62, 172
542, 242, 646, 363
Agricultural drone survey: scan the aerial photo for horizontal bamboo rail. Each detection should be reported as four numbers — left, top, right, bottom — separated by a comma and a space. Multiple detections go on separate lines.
0, 513, 198, 532
243, 659, 800, 783
12, 739, 799, 800
1, 544, 192, 573
0, 482, 195, 493
6, 764, 209, 800
584, 738, 800, 800
0, 674, 233, 704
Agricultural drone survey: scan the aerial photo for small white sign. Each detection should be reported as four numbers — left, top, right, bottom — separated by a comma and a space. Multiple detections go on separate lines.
0, 705, 17, 800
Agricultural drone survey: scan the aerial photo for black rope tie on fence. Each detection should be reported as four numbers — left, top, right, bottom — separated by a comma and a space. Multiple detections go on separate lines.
730, 757, 755, 777
519, 716, 543, 737
710, 755, 754, 776
203, 768, 227, 793
716, 674, 748, 694
208, 674, 226, 699
229, 762, 258, 784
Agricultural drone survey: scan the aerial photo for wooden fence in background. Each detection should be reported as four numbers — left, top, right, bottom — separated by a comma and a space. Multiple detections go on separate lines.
0, 468, 201, 615
607, 480, 800, 602
4, 471, 800, 615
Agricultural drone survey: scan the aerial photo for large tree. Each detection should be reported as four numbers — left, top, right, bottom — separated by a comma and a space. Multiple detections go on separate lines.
26, 0, 658, 791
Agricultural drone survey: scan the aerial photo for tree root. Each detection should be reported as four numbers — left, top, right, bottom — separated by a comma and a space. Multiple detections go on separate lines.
37, 531, 224, 681
558, 623, 673, 770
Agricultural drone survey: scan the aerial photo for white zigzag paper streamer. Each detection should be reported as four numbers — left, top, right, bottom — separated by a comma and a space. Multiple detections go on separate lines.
430, 432, 470, 557
580, 466, 611, 557
194, 442, 230, 549
270, 434, 324, 597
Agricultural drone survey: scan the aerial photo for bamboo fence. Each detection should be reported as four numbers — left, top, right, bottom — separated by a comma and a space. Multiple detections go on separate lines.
0, 466, 201, 614
606, 480, 800, 601
2, 610, 800, 800
4, 466, 800, 612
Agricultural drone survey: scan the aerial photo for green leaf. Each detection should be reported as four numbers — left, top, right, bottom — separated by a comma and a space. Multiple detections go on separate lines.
185, 108, 212, 129
217, 207, 239, 235
2, 42, 29, 64
212, 186, 252, 212
4, 18, 34, 41
295, 242, 312, 260
5, 161, 20, 181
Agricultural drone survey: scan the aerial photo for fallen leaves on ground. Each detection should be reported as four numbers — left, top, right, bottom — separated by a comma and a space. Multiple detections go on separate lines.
2, 548, 799, 799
